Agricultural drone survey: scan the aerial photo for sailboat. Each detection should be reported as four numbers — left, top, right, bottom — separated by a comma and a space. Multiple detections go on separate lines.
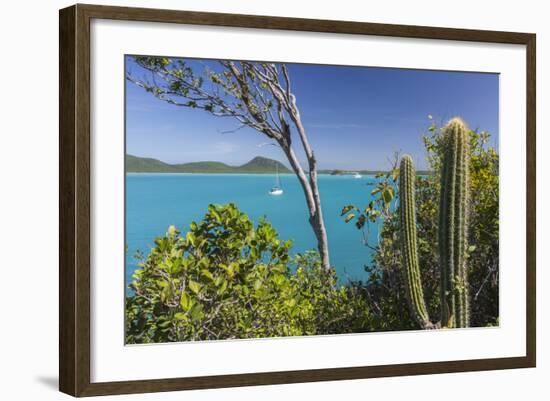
269, 162, 284, 196
353, 171, 362, 179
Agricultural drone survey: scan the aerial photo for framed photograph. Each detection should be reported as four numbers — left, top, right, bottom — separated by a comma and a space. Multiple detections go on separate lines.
59, 4, 536, 397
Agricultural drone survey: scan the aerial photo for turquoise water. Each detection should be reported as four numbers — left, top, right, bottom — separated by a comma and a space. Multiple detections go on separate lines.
125, 174, 380, 289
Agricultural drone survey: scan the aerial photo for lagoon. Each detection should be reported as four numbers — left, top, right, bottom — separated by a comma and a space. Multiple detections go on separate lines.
125, 173, 381, 289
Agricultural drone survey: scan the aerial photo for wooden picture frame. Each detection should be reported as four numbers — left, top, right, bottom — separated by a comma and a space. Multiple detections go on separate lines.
59, 3, 536, 397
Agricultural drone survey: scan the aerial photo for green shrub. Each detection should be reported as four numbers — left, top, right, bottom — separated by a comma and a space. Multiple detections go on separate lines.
126, 203, 372, 343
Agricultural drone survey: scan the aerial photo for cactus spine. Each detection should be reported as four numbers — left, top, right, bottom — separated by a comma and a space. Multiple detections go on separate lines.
399, 117, 470, 329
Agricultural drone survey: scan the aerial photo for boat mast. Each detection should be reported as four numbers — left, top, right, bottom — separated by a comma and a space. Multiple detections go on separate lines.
275, 162, 280, 187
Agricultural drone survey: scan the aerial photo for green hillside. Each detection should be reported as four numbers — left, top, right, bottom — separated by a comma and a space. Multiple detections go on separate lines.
125, 155, 175, 172
170, 161, 235, 173
237, 156, 289, 173
126, 155, 291, 174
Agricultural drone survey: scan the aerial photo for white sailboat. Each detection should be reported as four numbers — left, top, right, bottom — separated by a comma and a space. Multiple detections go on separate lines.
353, 171, 362, 179
269, 162, 284, 196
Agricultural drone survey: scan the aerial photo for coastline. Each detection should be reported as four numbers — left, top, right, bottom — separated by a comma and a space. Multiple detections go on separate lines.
125, 171, 432, 175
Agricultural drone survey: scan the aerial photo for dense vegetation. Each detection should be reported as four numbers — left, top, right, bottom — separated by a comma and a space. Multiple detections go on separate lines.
125, 118, 499, 342
126, 204, 371, 343
126, 155, 291, 174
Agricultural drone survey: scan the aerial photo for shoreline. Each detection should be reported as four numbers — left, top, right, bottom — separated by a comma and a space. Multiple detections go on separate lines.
125, 171, 433, 176
125, 172, 386, 176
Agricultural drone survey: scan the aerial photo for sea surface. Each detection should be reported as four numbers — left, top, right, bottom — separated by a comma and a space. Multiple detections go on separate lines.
126, 173, 381, 290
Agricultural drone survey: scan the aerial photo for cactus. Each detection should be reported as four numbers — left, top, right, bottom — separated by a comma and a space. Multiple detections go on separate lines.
439, 117, 470, 328
399, 155, 431, 328
398, 117, 470, 329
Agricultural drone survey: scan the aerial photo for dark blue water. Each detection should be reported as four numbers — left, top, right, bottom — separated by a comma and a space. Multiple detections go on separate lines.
126, 174, 380, 288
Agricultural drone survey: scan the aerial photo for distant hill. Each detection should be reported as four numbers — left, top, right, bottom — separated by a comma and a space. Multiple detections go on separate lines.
238, 156, 288, 173
125, 155, 175, 172
126, 155, 292, 174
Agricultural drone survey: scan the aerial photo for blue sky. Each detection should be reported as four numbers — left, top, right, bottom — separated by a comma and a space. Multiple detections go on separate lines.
125, 57, 499, 170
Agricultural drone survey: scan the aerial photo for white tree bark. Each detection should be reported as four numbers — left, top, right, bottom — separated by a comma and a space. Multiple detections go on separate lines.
280, 144, 330, 271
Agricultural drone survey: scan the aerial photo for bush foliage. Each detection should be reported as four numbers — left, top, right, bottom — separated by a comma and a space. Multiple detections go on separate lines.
126, 203, 372, 343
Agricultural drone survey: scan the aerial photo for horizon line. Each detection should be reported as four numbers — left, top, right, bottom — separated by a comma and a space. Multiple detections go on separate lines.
125, 153, 433, 172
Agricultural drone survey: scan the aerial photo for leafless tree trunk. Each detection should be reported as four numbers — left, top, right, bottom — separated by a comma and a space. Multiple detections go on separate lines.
280, 137, 330, 270
279, 80, 330, 270
127, 58, 331, 270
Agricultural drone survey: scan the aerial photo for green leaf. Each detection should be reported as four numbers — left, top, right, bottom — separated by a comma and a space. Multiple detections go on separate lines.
272, 274, 285, 287
345, 213, 355, 223
179, 292, 191, 311
250, 247, 259, 260
201, 269, 215, 283
188, 280, 202, 294
174, 312, 187, 321
210, 208, 222, 222
189, 304, 204, 321
186, 232, 195, 247
226, 263, 237, 278
214, 274, 225, 286
158, 319, 171, 329
382, 187, 394, 203
253, 279, 263, 291
217, 279, 228, 295
341, 205, 355, 216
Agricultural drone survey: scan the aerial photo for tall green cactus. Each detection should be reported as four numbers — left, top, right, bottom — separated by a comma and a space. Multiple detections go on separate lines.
439, 117, 470, 328
398, 117, 470, 329
399, 155, 431, 329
